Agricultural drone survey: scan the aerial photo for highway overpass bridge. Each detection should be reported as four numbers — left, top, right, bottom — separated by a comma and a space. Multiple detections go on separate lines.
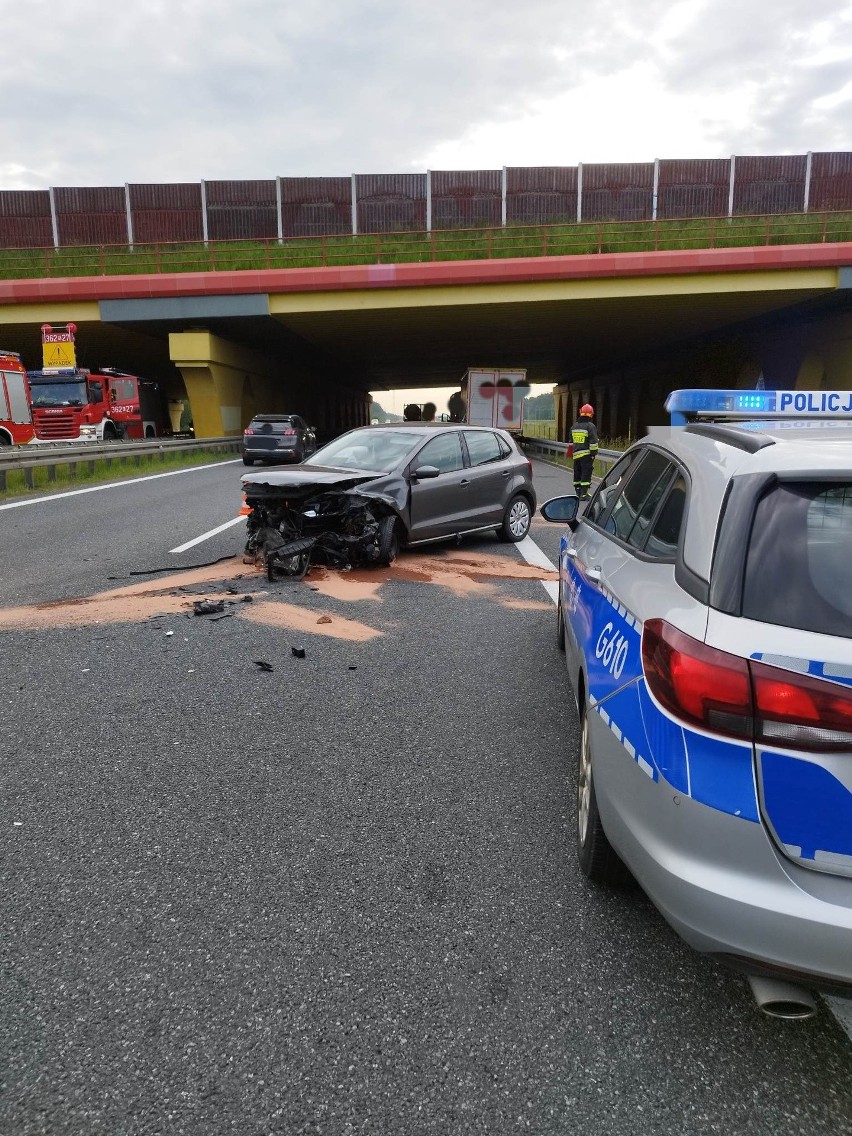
1, 243, 851, 440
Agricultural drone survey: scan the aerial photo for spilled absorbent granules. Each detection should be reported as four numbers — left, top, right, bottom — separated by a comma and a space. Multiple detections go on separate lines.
0, 548, 557, 639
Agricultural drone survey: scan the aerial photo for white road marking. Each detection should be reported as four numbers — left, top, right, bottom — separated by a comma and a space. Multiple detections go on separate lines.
0, 459, 242, 511
516, 534, 559, 601
170, 515, 246, 553
516, 530, 852, 1043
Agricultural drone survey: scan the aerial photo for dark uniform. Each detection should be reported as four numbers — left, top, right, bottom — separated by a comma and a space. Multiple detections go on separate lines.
571, 412, 599, 498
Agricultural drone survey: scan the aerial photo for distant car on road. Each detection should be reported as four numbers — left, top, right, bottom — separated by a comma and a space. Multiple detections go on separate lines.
242, 414, 317, 465
241, 422, 536, 574
541, 387, 852, 1020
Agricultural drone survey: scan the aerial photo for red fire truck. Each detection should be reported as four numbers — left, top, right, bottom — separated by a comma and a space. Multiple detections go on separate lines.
26, 365, 169, 441
26, 325, 168, 442
0, 350, 36, 446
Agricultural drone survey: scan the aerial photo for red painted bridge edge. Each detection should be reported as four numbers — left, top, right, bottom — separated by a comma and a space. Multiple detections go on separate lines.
1, 243, 851, 305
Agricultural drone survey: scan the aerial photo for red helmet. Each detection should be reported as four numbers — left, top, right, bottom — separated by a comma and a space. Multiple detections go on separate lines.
580, 403, 594, 416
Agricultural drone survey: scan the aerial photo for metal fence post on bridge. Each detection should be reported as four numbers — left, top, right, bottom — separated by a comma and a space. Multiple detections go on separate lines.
275, 175, 284, 246
577, 164, 583, 224
48, 186, 60, 251
125, 183, 134, 251
200, 180, 209, 249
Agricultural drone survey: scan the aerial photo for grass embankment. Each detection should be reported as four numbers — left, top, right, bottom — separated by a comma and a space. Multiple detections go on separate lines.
0, 212, 849, 279
0, 448, 238, 501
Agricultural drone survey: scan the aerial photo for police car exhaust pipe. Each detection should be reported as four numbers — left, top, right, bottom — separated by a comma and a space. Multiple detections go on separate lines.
747, 975, 817, 1020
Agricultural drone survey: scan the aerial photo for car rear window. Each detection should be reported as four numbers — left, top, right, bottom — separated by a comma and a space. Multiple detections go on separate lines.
742, 482, 852, 637
252, 419, 292, 434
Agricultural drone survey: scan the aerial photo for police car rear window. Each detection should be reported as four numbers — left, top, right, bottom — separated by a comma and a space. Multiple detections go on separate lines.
742, 482, 852, 638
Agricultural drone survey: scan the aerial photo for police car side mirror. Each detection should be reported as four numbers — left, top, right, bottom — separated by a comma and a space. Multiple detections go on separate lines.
540, 495, 580, 525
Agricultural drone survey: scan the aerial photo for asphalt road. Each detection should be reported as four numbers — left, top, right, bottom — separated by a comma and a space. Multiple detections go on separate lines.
0, 458, 850, 1136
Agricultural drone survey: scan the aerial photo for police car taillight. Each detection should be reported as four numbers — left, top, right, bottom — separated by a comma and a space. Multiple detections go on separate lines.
643, 620, 852, 751
752, 662, 852, 753
642, 620, 752, 739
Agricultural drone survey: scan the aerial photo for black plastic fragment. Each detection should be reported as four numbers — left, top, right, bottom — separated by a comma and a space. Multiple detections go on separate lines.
193, 600, 226, 616
254, 660, 274, 672
291, 647, 306, 659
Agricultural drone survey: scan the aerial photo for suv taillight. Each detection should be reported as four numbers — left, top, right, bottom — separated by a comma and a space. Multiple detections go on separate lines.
283, 428, 296, 436
244, 428, 253, 435
642, 619, 852, 753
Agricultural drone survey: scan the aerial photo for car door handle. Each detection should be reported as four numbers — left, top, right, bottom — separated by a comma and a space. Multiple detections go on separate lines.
459, 478, 470, 486
586, 565, 602, 583
502, 470, 511, 477
566, 547, 578, 559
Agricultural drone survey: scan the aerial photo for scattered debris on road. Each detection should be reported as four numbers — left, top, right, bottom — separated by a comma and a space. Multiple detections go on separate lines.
193, 600, 226, 616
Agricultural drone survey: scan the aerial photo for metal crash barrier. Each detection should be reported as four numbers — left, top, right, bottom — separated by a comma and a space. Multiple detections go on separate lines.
519, 434, 622, 472
0, 436, 241, 492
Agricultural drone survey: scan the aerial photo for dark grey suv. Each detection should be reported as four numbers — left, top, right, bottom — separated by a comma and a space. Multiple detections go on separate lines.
242, 414, 317, 465
241, 422, 536, 574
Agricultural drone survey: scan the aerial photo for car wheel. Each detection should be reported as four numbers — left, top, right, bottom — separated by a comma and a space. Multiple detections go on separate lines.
377, 516, 400, 566
242, 456, 254, 466
577, 701, 631, 885
556, 576, 566, 651
497, 494, 532, 542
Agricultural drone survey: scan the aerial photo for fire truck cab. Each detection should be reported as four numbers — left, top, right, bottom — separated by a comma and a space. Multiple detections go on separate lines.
26, 366, 167, 442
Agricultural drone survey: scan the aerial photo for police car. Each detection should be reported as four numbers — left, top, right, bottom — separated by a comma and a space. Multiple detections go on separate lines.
541, 389, 852, 1019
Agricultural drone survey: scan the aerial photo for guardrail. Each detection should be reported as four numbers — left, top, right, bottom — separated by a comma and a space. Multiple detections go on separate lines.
520, 435, 623, 470
0, 436, 241, 492
1, 430, 618, 494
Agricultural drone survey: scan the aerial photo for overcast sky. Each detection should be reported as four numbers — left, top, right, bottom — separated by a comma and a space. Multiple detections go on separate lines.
4, 1, 850, 409
2, 0, 851, 190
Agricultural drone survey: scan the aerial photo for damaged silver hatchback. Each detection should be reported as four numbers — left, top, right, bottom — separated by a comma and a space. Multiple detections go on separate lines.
241, 423, 536, 577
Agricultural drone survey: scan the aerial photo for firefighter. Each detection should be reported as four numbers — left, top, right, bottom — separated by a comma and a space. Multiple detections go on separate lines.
571, 403, 598, 499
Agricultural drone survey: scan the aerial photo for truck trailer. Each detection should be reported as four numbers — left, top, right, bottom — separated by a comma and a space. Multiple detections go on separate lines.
458, 368, 530, 433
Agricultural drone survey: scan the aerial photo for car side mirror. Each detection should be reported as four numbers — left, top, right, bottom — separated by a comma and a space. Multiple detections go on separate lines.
412, 464, 440, 480
540, 495, 580, 526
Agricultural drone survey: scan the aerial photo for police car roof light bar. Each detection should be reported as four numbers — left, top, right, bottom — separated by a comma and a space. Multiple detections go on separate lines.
665, 388, 852, 426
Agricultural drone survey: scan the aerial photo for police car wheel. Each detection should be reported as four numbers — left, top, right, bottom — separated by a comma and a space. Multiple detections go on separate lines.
497, 494, 532, 542
556, 577, 566, 651
577, 706, 631, 885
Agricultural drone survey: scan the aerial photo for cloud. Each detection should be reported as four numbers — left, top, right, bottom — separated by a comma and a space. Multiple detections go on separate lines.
0, 0, 850, 189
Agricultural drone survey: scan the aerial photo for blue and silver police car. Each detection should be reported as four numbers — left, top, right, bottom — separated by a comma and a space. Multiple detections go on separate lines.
541, 388, 852, 1019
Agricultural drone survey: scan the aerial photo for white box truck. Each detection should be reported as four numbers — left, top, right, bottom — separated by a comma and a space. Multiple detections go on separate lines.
461, 368, 529, 432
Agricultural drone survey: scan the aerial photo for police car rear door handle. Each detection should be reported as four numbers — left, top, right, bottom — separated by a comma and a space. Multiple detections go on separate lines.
586, 565, 602, 583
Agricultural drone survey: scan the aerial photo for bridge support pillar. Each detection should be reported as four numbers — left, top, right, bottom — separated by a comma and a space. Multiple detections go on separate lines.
168, 331, 285, 438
